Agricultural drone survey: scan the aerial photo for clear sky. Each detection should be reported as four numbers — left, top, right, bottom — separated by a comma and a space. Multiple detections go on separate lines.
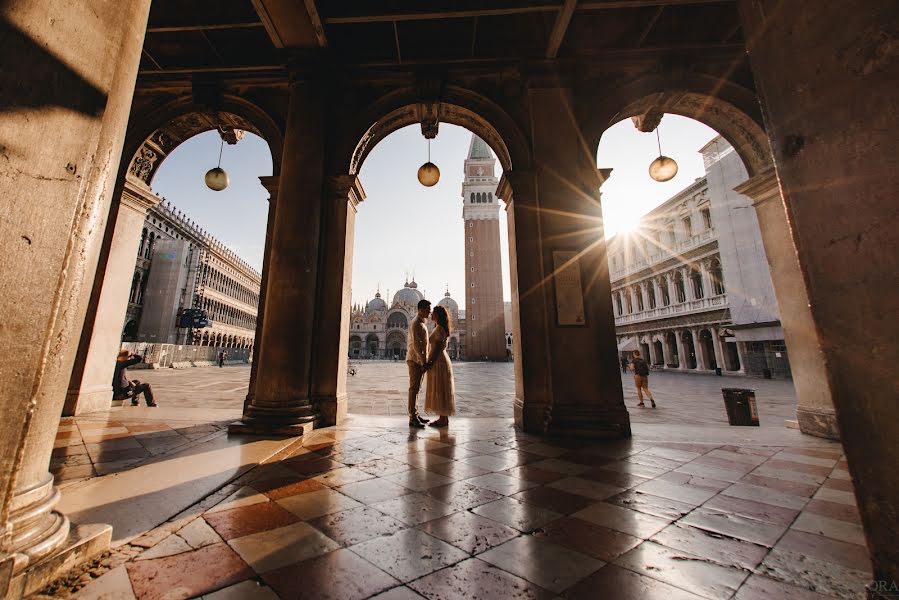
151, 114, 718, 305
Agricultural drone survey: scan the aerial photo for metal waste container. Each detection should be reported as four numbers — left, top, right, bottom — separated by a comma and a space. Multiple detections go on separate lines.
722, 388, 759, 426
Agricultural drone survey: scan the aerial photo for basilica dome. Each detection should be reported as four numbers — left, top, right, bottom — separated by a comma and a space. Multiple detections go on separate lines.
392, 280, 424, 306
367, 291, 387, 312
437, 290, 458, 314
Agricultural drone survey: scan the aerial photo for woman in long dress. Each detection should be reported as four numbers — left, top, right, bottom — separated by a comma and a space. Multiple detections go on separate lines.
424, 305, 455, 427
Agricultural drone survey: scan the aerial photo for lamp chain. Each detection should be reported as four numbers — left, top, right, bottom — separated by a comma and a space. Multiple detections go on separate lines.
217, 139, 225, 168
656, 129, 662, 156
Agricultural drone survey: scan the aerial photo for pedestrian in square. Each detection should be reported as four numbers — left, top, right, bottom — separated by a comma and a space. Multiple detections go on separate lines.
113, 349, 156, 407
631, 350, 655, 408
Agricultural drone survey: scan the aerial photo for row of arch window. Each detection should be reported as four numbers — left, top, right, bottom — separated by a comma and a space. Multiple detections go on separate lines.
129, 271, 148, 305
469, 192, 493, 203
138, 229, 156, 260
612, 208, 714, 269
197, 331, 253, 348
201, 265, 259, 306
614, 261, 725, 316
200, 297, 257, 330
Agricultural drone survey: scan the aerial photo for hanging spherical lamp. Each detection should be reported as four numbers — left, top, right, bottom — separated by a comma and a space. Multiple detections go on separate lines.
205, 138, 229, 191
649, 129, 678, 182
417, 138, 440, 187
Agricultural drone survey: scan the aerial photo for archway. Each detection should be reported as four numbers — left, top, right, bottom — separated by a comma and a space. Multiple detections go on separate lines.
349, 335, 363, 357
666, 332, 679, 368
700, 329, 717, 370
653, 339, 664, 367
682, 331, 697, 369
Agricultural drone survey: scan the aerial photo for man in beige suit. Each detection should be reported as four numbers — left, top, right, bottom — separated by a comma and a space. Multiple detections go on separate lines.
406, 299, 432, 428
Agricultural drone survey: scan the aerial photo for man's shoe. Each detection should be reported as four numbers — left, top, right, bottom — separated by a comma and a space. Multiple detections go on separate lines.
650, 400, 656, 408
409, 419, 425, 429
131, 400, 139, 406
417, 415, 430, 424
147, 402, 158, 407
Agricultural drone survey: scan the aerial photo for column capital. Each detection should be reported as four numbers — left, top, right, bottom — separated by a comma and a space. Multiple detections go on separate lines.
734, 167, 780, 207
259, 175, 280, 205
327, 174, 366, 209
121, 176, 162, 214
496, 170, 536, 203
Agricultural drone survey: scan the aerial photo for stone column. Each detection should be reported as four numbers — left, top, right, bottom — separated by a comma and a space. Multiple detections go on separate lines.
712, 327, 726, 372
661, 333, 674, 367
0, 1, 151, 594
675, 331, 688, 370
654, 278, 664, 308
230, 78, 325, 436
512, 86, 629, 438
244, 176, 279, 410
740, 2, 898, 583
64, 179, 160, 416
630, 286, 641, 312
683, 267, 697, 301
310, 175, 365, 427
699, 260, 711, 300
734, 170, 838, 438
734, 342, 747, 374
497, 172, 553, 433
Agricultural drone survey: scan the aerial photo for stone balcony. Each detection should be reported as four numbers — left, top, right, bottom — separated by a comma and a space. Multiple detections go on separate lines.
611, 228, 716, 282
614, 293, 727, 326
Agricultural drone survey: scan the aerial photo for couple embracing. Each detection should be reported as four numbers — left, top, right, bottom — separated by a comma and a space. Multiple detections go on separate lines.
406, 299, 455, 428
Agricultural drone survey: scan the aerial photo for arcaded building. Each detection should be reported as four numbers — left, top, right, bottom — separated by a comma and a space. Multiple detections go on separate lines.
610, 135, 790, 378
122, 180, 261, 350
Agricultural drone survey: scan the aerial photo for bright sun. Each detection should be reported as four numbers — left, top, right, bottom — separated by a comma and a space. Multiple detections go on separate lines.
605, 207, 642, 237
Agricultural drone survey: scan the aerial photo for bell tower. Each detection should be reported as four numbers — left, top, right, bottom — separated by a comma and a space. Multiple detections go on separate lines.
461, 135, 506, 360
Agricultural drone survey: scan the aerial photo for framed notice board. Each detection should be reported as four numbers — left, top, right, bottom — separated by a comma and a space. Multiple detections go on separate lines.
552, 250, 586, 327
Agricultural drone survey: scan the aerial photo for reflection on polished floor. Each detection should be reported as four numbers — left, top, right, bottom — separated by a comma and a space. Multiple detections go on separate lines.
66, 416, 868, 600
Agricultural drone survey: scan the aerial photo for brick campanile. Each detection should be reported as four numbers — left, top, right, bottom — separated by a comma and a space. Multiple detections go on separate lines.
462, 135, 506, 360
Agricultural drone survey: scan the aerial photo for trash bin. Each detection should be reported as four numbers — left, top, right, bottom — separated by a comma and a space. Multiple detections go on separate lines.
721, 388, 759, 426
762, 368, 772, 379
715, 367, 722, 376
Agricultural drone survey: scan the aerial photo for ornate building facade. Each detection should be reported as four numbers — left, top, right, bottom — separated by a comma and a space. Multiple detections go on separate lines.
462, 135, 507, 360
349, 280, 464, 359
610, 136, 791, 379
122, 179, 261, 349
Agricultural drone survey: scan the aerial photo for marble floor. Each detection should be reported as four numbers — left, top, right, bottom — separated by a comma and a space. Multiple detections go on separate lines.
65, 416, 869, 600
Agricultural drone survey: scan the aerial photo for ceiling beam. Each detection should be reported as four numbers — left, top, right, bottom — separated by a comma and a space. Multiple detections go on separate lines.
321, 1, 733, 25
322, 6, 558, 25
250, 0, 284, 48
546, 0, 578, 59
636, 6, 664, 46
303, 0, 328, 47
146, 22, 263, 34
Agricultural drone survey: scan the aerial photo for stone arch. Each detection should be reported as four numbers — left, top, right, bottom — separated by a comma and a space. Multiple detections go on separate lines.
585, 77, 773, 177
120, 94, 284, 188
341, 86, 532, 176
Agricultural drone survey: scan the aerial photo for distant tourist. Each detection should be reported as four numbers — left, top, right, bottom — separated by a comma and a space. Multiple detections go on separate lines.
218, 350, 227, 368
631, 350, 656, 408
621, 356, 630, 373
424, 305, 455, 428
406, 299, 431, 428
113, 349, 156, 407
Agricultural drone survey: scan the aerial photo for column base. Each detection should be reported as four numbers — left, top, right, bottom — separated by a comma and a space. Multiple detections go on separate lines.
516, 399, 632, 439
228, 420, 315, 437
544, 403, 632, 439
8, 476, 69, 577
796, 406, 841, 440
63, 386, 113, 417
315, 394, 347, 428
4, 523, 111, 599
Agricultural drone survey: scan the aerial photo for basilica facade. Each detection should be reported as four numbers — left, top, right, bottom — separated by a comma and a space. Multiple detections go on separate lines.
349, 281, 463, 359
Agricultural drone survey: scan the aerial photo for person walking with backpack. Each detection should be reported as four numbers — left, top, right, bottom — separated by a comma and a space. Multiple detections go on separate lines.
631, 350, 656, 408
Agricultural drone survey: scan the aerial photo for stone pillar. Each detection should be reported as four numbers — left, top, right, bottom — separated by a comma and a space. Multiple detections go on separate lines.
64, 179, 160, 416
735, 170, 838, 438
699, 260, 711, 300
712, 327, 726, 372
244, 176, 279, 410
739, 2, 898, 586
518, 87, 629, 437
640, 283, 651, 312
0, 1, 151, 594
230, 78, 325, 436
683, 267, 697, 301
498, 172, 553, 433
692, 328, 708, 370
310, 175, 365, 427
674, 331, 688, 370
654, 278, 664, 308
734, 342, 747, 374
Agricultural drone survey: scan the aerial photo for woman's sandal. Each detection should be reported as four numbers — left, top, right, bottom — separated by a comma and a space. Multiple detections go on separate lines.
637, 402, 646, 407
429, 419, 449, 428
